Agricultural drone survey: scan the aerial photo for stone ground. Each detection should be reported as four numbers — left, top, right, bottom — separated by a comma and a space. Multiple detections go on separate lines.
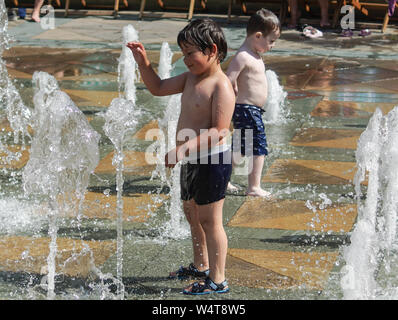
1, 9, 398, 301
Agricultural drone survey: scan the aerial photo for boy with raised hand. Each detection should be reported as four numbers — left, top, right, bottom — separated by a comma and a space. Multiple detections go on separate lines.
127, 18, 235, 295
227, 8, 280, 198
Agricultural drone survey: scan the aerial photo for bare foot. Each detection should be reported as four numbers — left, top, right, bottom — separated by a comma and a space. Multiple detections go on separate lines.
227, 182, 240, 193
31, 13, 40, 23
246, 187, 274, 200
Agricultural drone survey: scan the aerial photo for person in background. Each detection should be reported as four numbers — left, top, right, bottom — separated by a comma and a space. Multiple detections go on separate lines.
287, 0, 330, 29
31, 0, 44, 23
226, 8, 280, 198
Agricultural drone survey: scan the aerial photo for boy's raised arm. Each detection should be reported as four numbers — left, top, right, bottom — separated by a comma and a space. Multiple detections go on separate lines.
127, 42, 186, 96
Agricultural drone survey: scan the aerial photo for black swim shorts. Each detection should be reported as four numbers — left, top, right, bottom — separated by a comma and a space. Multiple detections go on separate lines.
180, 150, 232, 205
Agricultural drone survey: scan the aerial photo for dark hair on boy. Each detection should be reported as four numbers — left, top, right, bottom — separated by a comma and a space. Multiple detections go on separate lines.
177, 18, 228, 63
246, 8, 281, 36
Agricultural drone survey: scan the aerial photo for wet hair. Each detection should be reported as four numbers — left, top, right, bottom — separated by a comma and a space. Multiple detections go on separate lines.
177, 18, 227, 63
246, 8, 281, 37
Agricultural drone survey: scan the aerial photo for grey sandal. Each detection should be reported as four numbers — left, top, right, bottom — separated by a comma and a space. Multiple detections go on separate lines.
183, 277, 230, 295
169, 263, 209, 280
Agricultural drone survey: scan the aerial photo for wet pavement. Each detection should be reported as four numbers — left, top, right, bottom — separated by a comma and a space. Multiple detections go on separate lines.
1, 10, 398, 300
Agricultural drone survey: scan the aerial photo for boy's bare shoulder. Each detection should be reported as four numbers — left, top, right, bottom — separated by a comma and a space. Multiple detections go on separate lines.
230, 49, 253, 67
210, 78, 234, 112
235, 48, 254, 59
216, 70, 234, 86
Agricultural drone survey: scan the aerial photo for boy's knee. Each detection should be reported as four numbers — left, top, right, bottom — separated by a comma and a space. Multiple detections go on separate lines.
199, 219, 213, 234
183, 200, 199, 222
198, 211, 221, 231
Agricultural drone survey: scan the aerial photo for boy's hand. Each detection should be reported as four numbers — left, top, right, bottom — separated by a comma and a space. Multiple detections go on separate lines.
126, 42, 149, 67
165, 146, 186, 168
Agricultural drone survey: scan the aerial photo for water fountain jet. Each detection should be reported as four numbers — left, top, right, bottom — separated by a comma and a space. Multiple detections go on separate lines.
150, 42, 189, 240
0, 0, 31, 145
102, 24, 140, 299
263, 69, 289, 124
23, 71, 100, 299
342, 107, 398, 299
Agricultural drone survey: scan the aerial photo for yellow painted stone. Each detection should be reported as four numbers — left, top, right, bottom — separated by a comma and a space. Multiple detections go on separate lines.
0, 119, 34, 135
133, 120, 161, 141
228, 248, 338, 290
0, 145, 30, 170
228, 198, 357, 232
226, 254, 299, 289
262, 159, 360, 185
293, 159, 356, 182
350, 102, 397, 115
312, 99, 396, 116
95, 150, 156, 176
51, 192, 167, 222
80, 192, 167, 222
295, 136, 359, 149
290, 128, 361, 150
0, 236, 116, 277
64, 89, 119, 107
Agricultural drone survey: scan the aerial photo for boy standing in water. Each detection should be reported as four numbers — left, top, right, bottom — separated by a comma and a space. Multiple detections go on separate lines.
127, 19, 235, 295
226, 8, 281, 198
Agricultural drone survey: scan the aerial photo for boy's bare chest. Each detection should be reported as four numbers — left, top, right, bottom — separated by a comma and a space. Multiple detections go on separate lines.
181, 81, 213, 112
244, 59, 265, 77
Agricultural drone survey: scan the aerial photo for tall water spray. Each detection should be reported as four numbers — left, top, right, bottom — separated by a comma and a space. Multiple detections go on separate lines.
117, 25, 139, 104
341, 107, 398, 299
0, 0, 31, 145
150, 42, 188, 239
158, 42, 173, 80
0, 0, 25, 189
150, 42, 173, 186
102, 24, 139, 298
263, 70, 288, 124
23, 71, 100, 299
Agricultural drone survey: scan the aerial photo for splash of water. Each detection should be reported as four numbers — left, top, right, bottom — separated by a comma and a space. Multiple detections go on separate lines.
0, 198, 46, 234
158, 42, 173, 79
158, 96, 189, 240
341, 107, 398, 299
0, 0, 9, 51
22, 71, 100, 299
151, 42, 175, 185
0, 0, 31, 145
263, 70, 289, 124
102, 24, 140, 299
118, 24, 139, 103
102, 98, 138, 299
150, 42, 189, 240
24, 72, 100, 199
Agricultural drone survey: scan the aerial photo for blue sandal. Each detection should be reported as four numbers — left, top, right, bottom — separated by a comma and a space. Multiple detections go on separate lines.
169, 263, 209, 280
183, 277, 230, 295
